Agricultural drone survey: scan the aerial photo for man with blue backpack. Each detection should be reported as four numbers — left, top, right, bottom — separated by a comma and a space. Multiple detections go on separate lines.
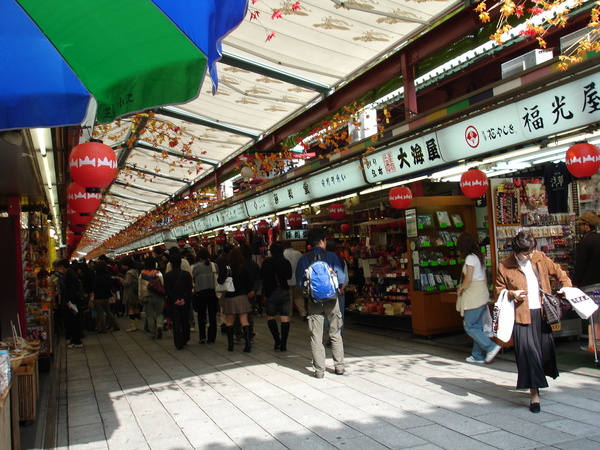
296, 228, 346, 378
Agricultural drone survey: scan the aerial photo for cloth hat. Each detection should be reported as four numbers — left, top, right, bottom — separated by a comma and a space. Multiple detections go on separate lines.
576, 211, 600, 227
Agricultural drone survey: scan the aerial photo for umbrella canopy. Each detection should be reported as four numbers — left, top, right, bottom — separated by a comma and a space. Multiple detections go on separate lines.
0, 0, 248, 131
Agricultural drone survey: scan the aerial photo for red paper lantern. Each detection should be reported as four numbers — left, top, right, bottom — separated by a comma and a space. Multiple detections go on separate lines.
566, 143, 600, 178
67, 182, 102, 214
69, 140, 118, 189
389, 186, 413, 209
215, 234, 226, 245
256, 220, 269, 234
188, 237, 197, 247
66, 229, 82, 245
329, 203, 346, 220
288, 213, 302, 228
201, 237, 211, 247
233, 230, 246, 243
177, 240, 186, 248
459, 169, 489, 199
67, 205, 93, 226
340, 223, 351, 234
68, 222, 86, 233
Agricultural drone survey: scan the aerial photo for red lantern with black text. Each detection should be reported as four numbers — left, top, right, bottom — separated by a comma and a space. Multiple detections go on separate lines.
233, 230, 246, 243
340, 223, 351, 234
389, 186, 412, 209
215, 234, 226, 245
460, 169, 489, 199
188, 237, 197, 247
67, 182, 102, 214
256, 220, 269, 234
69, 140, 118, 189
201, 237, 211, 247
565, 143, 600, 178
287, 213, 302, 228
329, 203, 346, 220
177, 240, 186, 248
67, 205, 93, 226
68, 222, 86, 233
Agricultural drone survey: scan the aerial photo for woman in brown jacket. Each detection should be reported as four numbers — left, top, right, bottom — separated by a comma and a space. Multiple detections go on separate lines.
495, 231, 571, 413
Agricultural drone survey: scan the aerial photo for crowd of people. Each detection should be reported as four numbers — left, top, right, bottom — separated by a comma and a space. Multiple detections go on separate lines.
49, 228, 348, 378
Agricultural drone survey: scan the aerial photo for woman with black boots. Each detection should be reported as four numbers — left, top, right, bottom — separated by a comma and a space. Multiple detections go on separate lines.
260, 242, 293, 351
218, 247, 255, 352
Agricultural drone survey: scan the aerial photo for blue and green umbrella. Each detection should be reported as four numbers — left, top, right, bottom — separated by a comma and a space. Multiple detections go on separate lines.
0, 0, 248, 131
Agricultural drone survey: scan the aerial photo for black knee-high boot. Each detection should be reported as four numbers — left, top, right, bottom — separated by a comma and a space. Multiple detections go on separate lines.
242, 325, 252, 352
280, 322, 290, 352
268, 319, 281, 350
226, 326, 234, 352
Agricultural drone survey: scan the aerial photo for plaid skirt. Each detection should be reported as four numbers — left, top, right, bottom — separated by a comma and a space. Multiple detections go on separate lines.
222, 294, 252, 315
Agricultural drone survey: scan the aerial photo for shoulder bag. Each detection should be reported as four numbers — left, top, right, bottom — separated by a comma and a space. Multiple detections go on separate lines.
533, 265, 563, 325
147, 274, 165, 296
216, 266, 235, 293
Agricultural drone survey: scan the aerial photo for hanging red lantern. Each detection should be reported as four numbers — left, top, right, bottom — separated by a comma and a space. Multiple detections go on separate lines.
566, 142, 600, 178
68, 222, 86, 233
459, 169, 489, 199
66, 229, 82, 245
201, 237, 211, 247
287, 213, 302, 229
188, 237, 197, 247
215, 234, 226, 245
389, 186, 413, 209
177, 240, 186, 248
340, 223, 351, 234
256, 220, 269, 234
67, 182, 102, 214
329, 203, 346, 220
233, 230, 246, 243
69, 140, 118, 189
67, 205, 93, 226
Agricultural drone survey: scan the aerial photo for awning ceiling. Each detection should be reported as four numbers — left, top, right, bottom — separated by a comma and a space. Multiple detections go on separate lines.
74, 0, 467, 255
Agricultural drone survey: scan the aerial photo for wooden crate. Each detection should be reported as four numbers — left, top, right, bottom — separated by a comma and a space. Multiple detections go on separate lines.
15, 362, 37, 422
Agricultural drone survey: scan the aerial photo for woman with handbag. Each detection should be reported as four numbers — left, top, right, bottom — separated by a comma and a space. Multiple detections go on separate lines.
218, 247, 254, 352
192, 247, 219, 344
495, 231, 571, 413
456, 232, 500, 364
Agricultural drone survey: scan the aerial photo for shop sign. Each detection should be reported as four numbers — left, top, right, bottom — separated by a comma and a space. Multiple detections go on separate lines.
439, 72, 600, 161
283, 229, 309, 240
219, 203, 248, 225
245, 194, 275, 217
363, 133, 444, 183
194, 212, 223, 232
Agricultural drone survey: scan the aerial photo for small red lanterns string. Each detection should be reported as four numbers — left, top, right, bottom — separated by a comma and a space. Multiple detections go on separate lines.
459, 169, 489, 199
329, 203, 346, 220
201, 237, 211, 247
67, 182, 102, 214
565, 142, 600, 178
287, 213, 302, 228
187, 237, 197, 247
389, 186, 412, 209
215, 233, 227, 245
177, 240, 186, 248
233, 230, 246, 243
69, 140, 118, 189
256, 220, 269, 234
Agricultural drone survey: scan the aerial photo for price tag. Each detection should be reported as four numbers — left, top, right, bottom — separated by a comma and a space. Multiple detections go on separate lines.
430, 261, 439, 267
449, 260, 457, 265
455, 222, 463, 228
423, 241, 430, 247
440, 261, 448, 266
439, 284, 447, 290
440, 223, 447, 228
421, 261, 429, 267
426, 286, 435, 291
446, 241, 454, 247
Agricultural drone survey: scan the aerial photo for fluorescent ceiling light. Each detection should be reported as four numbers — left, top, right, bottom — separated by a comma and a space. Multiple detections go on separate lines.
311, 193, 356, 207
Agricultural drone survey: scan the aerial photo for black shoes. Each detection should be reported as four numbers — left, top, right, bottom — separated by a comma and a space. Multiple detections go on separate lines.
529, 402, 541, 413
334, 368, 345, 375
314, 371, 324, 379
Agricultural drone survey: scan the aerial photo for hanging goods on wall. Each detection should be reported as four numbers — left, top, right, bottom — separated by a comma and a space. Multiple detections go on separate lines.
460, 169, 489, 199
69, 140, 118, 189
389, 186, 412, 209
565, 142, 600, 178
329, 203, 346, 220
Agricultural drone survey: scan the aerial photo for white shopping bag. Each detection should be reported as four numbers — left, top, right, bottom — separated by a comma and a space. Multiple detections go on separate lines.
560, 287, 599, 320
493, 289, 514, 343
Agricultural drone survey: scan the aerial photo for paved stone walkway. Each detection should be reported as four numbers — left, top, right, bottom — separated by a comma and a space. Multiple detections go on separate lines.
45, 316, 600, 449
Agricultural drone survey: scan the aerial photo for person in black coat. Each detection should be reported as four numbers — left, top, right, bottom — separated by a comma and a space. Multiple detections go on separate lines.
58, 259, 84, 348
573, 212, 600, 289
164, 254, 193, 350
92, 261, 121, 333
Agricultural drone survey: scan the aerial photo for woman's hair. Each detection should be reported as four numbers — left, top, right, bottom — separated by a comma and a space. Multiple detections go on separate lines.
94, 261, 109, 276
269, 241, 284, 259
169, 254, 182, 269
144, 256, 157, 270
121, 258, 134, 270
198, 247, 210, 265
457, 232, 484, 266
511, 230, 536, 254
228, 247, 244, 273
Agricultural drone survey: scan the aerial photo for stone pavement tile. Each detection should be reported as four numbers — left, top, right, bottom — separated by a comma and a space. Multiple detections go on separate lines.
329, 434, 393, 449
249, 405, 312, 434
68, 405, 102, 427
351, 422, 428, 448
67, 389, 100, 408
470, 429, 543, 449
553, 438, 600, 450
477, 412, 577, 446
96, 391, 131, 413
225, 423, 287, 449
67, 423, 108, 448
543, 418, 600, 437
408, 424, 497, 449
291, 411, 364, 444
145, 434, 193, 450
415, 407, 498, 436
68, 377, 94, 392
362, 407, 433, 429
178, 418, 237, 448
269, 432, 336, 450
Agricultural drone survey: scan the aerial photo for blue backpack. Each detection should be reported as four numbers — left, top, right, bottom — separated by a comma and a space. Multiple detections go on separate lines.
303, 252, 339, 302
